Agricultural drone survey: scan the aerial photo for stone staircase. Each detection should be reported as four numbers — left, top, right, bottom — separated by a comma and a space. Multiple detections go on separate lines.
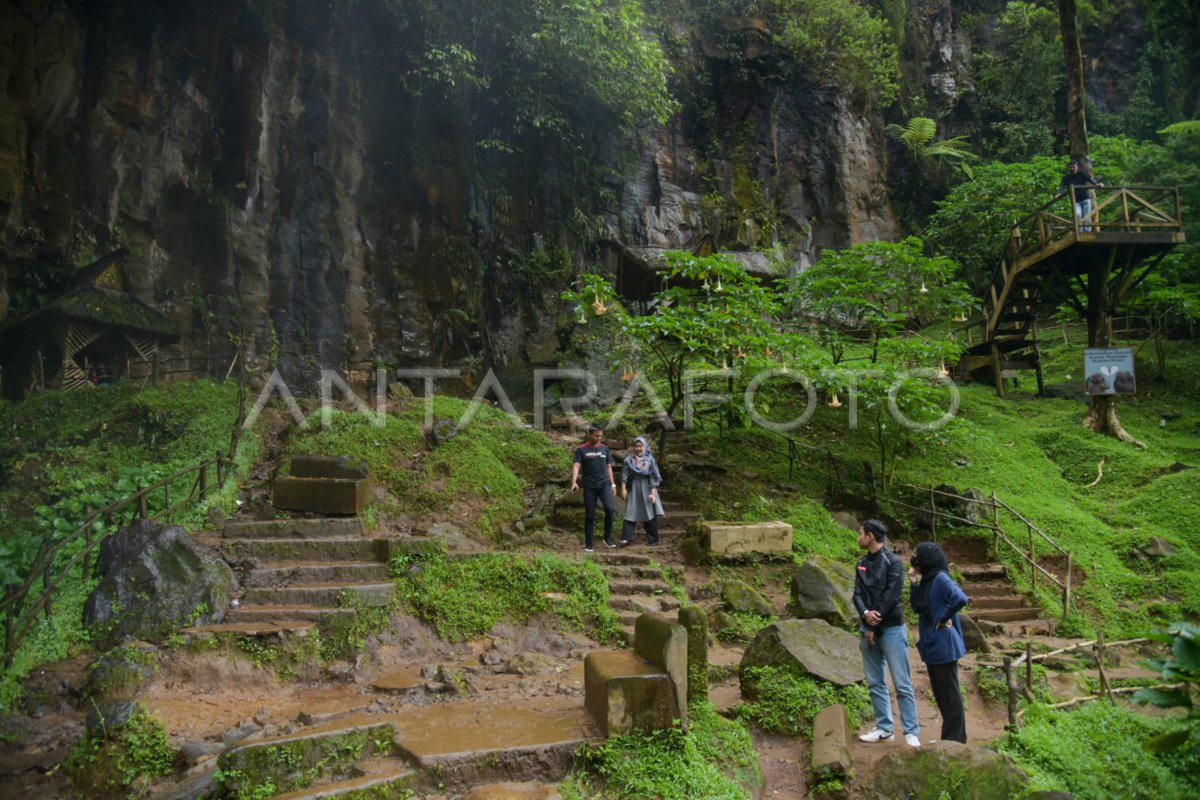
918, 538, 1054, 638
212, 518, 394, 630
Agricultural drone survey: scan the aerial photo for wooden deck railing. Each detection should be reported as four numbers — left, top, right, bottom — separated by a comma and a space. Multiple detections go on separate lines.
980, 186, 1183, 340
0, 452, 229, 668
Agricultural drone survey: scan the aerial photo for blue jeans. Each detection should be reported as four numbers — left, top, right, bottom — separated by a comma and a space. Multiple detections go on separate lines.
1075, 197, 1094, 232
582, 484, 615, 548
859, 624, 920, 736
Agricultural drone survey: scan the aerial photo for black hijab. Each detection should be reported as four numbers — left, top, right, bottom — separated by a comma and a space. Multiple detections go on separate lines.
911, 541, 950, 617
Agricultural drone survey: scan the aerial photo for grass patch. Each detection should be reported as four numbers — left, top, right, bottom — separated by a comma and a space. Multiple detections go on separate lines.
737, 665, 873, 736
391, 551, 620, 642
996, 701, 1200, 800
563, 701, 761, 800
287, 398, 570, 537
0, 379, 256, 713
65, 703, 178, 795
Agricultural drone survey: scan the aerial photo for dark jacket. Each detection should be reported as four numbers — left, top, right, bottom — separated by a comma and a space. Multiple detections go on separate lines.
910, 571, 969, 665
852, 547, 905, 632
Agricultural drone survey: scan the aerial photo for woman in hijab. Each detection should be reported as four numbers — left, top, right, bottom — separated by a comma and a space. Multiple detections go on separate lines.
909, 541, 970, 743
619, 436, 664, 546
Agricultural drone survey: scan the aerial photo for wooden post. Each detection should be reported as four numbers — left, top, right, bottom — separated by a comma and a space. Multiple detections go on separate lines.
991, 343, 1005, 398
929, 484, 937, 540
1004, 656, 1018, 727
1097, 631, 1112, 703
138, 491, 149, 519
1029, 523, 1036, 592
42, 561, 52, 621
1025, 643, 1035, 703
1063, 554, 1072, 619
83, 506, 93, 579
164, 482, 171, 522
198, 463, 208, 497
991, 491, 1000, 557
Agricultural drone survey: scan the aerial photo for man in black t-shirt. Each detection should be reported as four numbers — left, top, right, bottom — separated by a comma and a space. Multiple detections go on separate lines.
570, 424, 617, 552
1055, 159, 1103, 231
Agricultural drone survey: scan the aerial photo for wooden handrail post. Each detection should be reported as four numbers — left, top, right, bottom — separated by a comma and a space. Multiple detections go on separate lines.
1063, 554, 1072, 619
991, 491, 1000, 557
1004, 656, 1018, 728
1029, 523, 1036, 592
198, 463, 207, 497
929, 483, 937, 541
42, 562, 52, 621
1025, 643, 1034, 702
138, 491, 148, 519
1097, 631, 1112, 704
164, 482, 171, 523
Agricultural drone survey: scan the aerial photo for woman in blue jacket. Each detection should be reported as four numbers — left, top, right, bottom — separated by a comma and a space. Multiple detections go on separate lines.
909, 541, 970, 743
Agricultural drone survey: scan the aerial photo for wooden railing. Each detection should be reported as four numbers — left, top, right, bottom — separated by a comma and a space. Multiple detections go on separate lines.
981, 186, 1183, 340
0, 452, 229, 668
991, 635, 1170, 728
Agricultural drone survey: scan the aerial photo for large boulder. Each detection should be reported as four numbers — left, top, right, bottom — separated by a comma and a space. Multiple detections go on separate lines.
84, 520, 236, 648
740, 619, 863, 687
789, 557, 856, 629
721, 580, 776, 617
858, 741, 1029, 800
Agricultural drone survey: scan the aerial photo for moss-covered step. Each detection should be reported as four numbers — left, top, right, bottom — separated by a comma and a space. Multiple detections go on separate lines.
223, 518, 367, 539
217, 713, 407, 797
240, 562, 392, 587
271, 758, 414, 800
222, 537, 391, 563
241, 582, 395, 607
224, 605, 357, 624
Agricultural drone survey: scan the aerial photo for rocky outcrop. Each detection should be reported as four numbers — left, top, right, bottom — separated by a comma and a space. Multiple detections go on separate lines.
0, 0, 901, 384
84, 520, 236, 648
859, 741, 1029, 800
740, 618, 863, 687
789, 556, 856, 628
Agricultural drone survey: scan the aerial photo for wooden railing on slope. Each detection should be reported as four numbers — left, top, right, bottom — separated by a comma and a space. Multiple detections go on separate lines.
0, 453, 229, 668
711, 426, 1074, 620
981, 186, 1183, 342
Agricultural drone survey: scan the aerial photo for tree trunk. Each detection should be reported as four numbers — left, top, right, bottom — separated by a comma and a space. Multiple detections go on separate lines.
1081, 304, 1146, 447
1058, 0, 1088, 158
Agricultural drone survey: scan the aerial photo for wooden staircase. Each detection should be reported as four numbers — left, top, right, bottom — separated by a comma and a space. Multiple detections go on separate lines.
957, 186, 1184, 395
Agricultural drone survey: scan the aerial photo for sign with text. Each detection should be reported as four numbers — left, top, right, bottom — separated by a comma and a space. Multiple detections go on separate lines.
1083, 347, 1136, 395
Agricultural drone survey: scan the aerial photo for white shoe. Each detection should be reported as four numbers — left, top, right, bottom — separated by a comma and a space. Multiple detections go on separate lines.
905, 733, 921, 747
858, 728, 893, 743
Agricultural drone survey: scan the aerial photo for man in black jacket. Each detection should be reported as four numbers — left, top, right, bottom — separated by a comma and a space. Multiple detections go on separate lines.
852, 519, 921, 747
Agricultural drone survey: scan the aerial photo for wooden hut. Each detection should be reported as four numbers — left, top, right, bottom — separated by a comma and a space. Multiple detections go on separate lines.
0, 250, 179, 398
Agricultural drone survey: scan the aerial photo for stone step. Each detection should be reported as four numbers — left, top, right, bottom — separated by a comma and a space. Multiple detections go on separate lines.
600, 564, 666, 580
970, 607, 1043, 623
223, 518, 367, 539
225, 605, 357, 623
182, 621, 317, 637
242, 582, 395, 607
607, 579, 673, 596
223, 537, 390, 564
959, 563, 1008, 581
241, 562, 392, 587
589, 551, 652, 566
964, 581, 1017, 598
609, 594, 680, 615
271, 759, 414, 800
218, 714, 402, 795
968, 595, 1032, 611
388, 698, 591, 795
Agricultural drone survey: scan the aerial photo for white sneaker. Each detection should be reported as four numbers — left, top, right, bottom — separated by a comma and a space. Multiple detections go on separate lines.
858, 728, 893, 743
905, 733, 921, 747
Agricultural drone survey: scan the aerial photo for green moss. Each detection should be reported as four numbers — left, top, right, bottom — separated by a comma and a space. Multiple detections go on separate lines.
66, 704, 178, 795
216, 726, 394, 799
391, 551, 619, 642
736, 665, 872, 737
564, 702, 761, 800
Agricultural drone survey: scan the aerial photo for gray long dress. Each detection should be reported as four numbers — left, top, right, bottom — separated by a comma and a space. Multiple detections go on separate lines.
622, 462, 665, 522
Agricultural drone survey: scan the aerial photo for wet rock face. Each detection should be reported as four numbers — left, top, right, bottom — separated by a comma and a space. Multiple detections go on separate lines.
789, 556, 856, 629
84, 520, 237, 649
3, 0, 910, 378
